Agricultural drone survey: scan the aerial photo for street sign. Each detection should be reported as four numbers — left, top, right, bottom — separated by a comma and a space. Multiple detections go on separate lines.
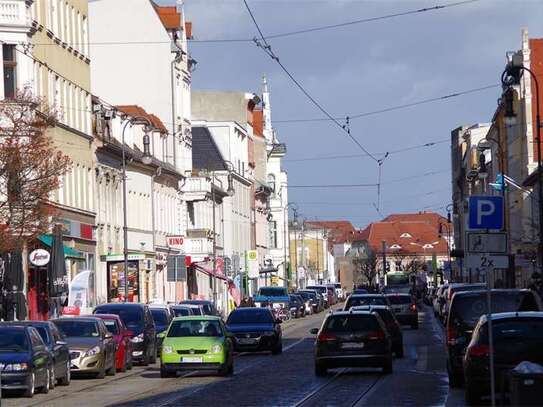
246, 250, 259, 279
271, 276, 279, 286
466, 254, 509, 270
467, 233, 507, 254
468, 196, 504, 230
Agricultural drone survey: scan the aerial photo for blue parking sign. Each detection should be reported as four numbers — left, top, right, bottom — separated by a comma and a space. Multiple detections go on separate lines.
468, 196, 504, 230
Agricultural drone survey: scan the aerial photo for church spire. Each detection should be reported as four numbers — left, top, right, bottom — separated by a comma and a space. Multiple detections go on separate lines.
262, 75, 274, 144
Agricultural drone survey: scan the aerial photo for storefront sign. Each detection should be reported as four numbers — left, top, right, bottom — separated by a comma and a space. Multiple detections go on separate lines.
105, 253, 146, 262
167, 236, 185, 250
247, 250, 259, 279
29, 249, 51, 267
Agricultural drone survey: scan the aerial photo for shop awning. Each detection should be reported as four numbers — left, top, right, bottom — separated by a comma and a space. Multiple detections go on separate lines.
38, 235, 86, 260
193, 263, 228, 281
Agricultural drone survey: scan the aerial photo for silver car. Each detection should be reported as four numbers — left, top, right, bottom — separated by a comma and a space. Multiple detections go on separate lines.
386, 294, 418, 329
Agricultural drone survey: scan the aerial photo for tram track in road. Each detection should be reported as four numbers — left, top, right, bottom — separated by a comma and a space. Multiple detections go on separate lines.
293, 368, 383, 407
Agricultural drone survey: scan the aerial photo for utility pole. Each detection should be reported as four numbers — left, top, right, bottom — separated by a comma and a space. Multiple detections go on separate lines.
293, 227, 298, 288
382, 240, 387, 287
316, 229, 320, 284
301, 221, 305, 288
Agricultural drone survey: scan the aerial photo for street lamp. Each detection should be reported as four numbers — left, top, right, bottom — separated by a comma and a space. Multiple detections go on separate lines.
120, 116, 155, 302
501, 54, 543, 272
283, 203, 298, 289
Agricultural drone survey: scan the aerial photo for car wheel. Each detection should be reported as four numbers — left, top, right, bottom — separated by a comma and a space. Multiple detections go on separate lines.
24, 372, 35, 398
150, 345, 157, 364
96, 363, 106, 379
447, 361, 462, 388
315, 362, 327, 376
119, 352, 127, 373
141, 349, 150, 366
49, 365, 56, 390
160, 365, 175, 378
127, 354, 134, 370
383, 356, 393, 374
58, 361, 71, 386
40, 368, 50, 394
271, 341, 283, 355
465, 382, 482, 405
227, 358, 234, 375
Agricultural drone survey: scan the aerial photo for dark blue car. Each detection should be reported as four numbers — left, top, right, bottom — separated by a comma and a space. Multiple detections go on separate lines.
226, 308, 282, 354
0, 325, 52, 398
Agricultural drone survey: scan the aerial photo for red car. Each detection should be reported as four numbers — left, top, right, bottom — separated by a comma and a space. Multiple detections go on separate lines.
91, 314, 133, 372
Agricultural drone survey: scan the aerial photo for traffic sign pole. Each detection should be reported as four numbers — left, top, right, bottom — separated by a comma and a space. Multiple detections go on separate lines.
485, 264, 496, 407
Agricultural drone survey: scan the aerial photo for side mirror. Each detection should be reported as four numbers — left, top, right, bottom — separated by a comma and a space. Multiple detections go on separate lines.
309, 328, 319, 335
56, 340, 67, 346
157, 332, 166, 339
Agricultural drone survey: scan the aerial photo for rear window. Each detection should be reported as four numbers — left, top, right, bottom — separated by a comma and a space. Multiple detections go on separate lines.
258, 287, 287, 297
227, 309, 274, 325
451, 292, 540, 327
387, 295, 412, 305
373, 309, 394, 324
324, 314, 380, 333
172, 307, 191, 317
346, 296, 387, 308
480, 319, 543, 342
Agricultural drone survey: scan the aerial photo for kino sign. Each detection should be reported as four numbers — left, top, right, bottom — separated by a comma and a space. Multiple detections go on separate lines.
468, 196, 504, 230
167, 236, 184, 250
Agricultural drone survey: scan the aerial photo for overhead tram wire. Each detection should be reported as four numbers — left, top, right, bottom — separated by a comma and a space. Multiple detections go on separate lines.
28, 0, 481, 47
243, 0, 379, 164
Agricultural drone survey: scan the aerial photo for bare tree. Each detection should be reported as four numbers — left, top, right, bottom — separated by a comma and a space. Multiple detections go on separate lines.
352, 251, 378, 287
0, 89, 71, 252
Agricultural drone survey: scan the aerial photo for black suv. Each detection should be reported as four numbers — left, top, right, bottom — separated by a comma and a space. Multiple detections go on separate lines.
463, 312, 543, 405
445, 289, 542, 387
94, 303, 156, 365
311, 310, 393, 375
226, 307, 283, 354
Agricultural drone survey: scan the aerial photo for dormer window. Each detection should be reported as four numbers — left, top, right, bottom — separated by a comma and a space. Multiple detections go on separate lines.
400, 233, 411, 239
389, 244, 401, 250
422, 244, 434, 249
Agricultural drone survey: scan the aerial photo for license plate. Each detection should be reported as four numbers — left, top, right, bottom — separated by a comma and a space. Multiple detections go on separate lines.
238, 338, 257, 345
341, 342, 364, 349
181, 356, 203, 363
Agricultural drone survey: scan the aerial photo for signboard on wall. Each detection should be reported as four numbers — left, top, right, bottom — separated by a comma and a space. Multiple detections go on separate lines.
167, 236, 185, 250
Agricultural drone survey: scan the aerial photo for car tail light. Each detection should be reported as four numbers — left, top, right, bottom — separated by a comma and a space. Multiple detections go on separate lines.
410, 303, 417, 312
366, 330, 385, 340
317, 332, 337, 342
447, 326, 457, 346
467, 344, 490, 357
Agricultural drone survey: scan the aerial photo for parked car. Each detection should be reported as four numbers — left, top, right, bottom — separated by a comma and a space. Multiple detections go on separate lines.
344, 294, 391, 310
179, 303, 205, 316
297, 290, 322, 313
352, 288, 369, 295
94, 302, 157, 366
433, 284, 449, 318
307, 285, 335, 306
226, 307, 283, 354
442, 283, 486, 322
386, 293, 418, 329
160, 316, 234, 377
170, 305, 195, 317
463, 311, 543, 405
332, 283, 345, 300
53, 317, 117, 379
288, 294, 305, 318
351, 305, 403, 358
445, 289, 542, 387
150, 306, 173, 356
180, 300, 219, 316
0, 325, 52, 397
92, 314, 133, 372
310, 310, 393, 375
5, 321, 71, 388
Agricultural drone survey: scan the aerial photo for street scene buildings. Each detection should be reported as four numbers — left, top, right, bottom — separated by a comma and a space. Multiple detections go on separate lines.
2, 1, 543, 406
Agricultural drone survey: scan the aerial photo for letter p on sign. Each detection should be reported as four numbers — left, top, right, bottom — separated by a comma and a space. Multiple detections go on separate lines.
468, 196, 504, 230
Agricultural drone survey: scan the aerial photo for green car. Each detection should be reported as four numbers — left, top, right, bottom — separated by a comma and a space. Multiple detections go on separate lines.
160, 316, 234, 378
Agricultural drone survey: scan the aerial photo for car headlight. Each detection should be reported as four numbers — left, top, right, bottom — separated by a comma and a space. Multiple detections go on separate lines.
131, 333, 144, 343
162, 345, 173, 354
85, 346, 101, 357
3, 363, 28, 372
211, 344, 223, 354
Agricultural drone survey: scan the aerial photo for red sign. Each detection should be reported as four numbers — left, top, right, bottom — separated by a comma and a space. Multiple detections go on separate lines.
167, 236, 184, 249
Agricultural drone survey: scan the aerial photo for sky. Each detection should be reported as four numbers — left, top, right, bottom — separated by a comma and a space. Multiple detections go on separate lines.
159, 0, 543, 228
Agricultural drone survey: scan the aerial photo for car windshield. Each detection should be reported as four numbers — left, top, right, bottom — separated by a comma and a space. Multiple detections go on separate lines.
324, 315, 380, 333
347, 296, 387, 307
306, 286, 326, 294
172, 307, 191, 317
227, 309, 274, 324
387, 295, 412, 304
102, 320, 120, 335
35, 326, 50, 345
289, 295, 301, 304
452, 292, 539, 327
54, 320, 99, 338
300, 291, 316, 299
151, 309, 170, 325
258, 287, 287, 296
0, 329, 29, 352
95, 307, 144, 334
167, 320, 222, 337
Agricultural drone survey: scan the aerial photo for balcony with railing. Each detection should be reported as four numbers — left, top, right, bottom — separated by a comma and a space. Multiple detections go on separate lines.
182, 176, 211, 201
0, 0, 32, 30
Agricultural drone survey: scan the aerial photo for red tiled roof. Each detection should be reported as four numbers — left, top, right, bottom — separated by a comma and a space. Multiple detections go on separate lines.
153, 5, 181, 31
116, 105, 168, 133
305, 220, 356, 244
360, 212, 449, 255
